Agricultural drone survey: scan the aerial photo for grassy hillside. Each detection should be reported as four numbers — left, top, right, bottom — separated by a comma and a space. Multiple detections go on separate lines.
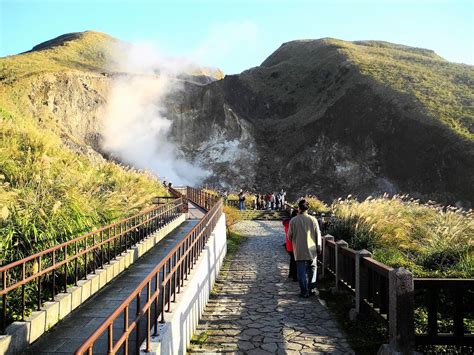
0, 31, 117, 83
0, 32, 170, 265
260, 38, 474, 140
345, 40, 474, 140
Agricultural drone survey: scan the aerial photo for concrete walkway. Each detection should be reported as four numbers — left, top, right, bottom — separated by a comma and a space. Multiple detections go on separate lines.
189, 221, 353, 355
26, 203, 204, 355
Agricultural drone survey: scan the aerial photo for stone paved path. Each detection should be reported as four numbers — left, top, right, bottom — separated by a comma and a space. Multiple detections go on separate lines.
189, 221, 353, 354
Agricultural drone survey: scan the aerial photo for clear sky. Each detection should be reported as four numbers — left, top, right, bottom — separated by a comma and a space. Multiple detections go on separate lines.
1, 0, 473, 74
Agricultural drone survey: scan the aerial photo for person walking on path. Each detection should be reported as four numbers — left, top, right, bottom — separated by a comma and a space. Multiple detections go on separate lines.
288, 199, 322, 298
270, 192, 276, 210
280, 188, 286, 210
283, 209, 298, 281
238, 190, 246, 210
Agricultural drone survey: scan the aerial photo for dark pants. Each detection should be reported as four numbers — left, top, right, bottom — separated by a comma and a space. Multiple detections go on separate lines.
296, 258, 317, 296
288, 251, 297, 280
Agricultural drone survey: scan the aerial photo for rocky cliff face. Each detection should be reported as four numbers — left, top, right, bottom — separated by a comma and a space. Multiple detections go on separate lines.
2, 71, 111, 165
164, 39, 474, 206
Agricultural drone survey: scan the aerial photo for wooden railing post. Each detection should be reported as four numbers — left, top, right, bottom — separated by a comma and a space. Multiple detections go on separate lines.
355, 249, 372, 315
379, 267, 416, 355
321, 235, 334, 279
335, 240, 348, 291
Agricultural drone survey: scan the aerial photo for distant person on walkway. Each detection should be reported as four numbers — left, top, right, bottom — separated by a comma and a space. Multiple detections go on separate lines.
275, 192, 281, 210
288, 199, 322, 298
280, 189, 286, 210
255, 193, 260, 210
265, 193, 271, 210
283, 209, 299, 281
238, 190, 246, 210
222, 191, 229, 206
270, 192, 276, 210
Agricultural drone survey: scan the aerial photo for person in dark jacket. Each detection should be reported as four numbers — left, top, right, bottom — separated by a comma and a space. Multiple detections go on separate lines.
283, 209, 298, 281
238, 190, 246, 210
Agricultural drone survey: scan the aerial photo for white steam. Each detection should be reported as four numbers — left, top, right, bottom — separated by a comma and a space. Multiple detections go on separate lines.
101, 43, 209, 185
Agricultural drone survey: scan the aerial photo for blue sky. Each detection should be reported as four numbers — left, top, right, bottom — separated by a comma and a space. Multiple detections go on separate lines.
1, 0, 473, 74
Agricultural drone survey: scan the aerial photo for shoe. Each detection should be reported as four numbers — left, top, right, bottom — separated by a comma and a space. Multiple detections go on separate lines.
310, 289, 319, 296
299, 293, 309, 298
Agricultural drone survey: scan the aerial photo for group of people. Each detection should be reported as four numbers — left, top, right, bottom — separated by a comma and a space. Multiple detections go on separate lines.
282, 199, 322, 298
254, 190, 286, 210
237, 189, 286, 211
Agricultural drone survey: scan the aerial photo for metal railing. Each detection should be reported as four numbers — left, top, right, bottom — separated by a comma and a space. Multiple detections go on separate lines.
0, 198, 185, 332
75, 187, 222, 354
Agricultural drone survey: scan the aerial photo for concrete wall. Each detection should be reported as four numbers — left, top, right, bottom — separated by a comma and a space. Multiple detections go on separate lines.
140, 213, 227, 355
0, 214, 186, 355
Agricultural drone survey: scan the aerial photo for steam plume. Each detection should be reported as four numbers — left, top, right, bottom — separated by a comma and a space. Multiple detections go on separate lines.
101, 43, 209, 186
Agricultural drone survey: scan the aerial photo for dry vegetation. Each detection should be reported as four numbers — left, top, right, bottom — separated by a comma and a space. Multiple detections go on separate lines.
0, 113, 168, 266
328, 195, 473, 277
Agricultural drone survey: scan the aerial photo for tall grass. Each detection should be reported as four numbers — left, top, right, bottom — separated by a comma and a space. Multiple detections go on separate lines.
329, 195, 473, 277
304, 196, 330, 213
0, 115, 168, 265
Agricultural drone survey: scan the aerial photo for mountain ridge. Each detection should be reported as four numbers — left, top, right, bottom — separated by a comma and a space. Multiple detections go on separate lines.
1, 31, 473, 206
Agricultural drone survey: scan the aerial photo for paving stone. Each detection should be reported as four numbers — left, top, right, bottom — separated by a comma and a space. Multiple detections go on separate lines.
237, 341, 255, 351
243, 328, 262, 336
261, 342, 278, 352
263, 336, 282, 343
286, 342, 304, 351
188, 221, 354, 354
250, 335, 264, 343
247, 349, 273, 355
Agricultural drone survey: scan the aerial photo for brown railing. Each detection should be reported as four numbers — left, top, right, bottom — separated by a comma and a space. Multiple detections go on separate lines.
185, 186, 217, 211
320, 235, 474, 351
324, 238, 336, 275
0, 197, 185, 332
75, 187, 223, 355
414, 278, 474, 346
361, 256, 391, 323
338, 245, 357, 293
